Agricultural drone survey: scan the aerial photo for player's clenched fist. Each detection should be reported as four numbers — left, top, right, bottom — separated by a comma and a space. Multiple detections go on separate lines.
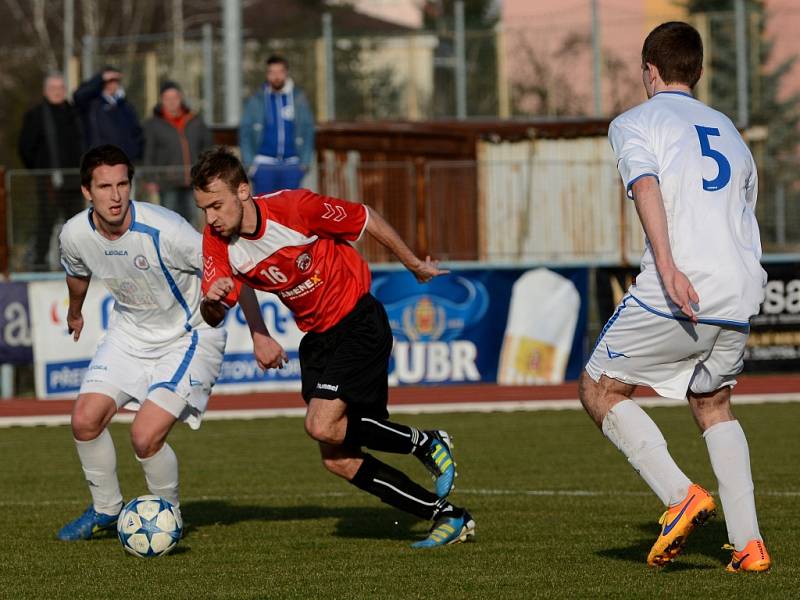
252, 332, 289, 370
205, 277, 234, 303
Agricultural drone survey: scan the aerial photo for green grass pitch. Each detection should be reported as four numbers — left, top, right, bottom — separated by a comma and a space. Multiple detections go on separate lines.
1, 402, 798, 599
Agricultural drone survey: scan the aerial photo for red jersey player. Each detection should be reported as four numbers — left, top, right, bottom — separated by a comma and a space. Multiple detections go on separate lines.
191, 147, 474, 548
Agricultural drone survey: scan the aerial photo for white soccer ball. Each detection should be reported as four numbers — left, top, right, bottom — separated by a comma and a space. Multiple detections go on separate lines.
117, 495, 183, 557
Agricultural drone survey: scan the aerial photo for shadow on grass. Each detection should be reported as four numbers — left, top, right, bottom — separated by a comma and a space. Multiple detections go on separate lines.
595, 519, 729, 571
87, 527, 118, 541
180, 499, 420, 542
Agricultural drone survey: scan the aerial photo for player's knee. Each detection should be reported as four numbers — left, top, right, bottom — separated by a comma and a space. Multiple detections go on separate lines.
305, 421, 336, 445
304, 414, 342, 445
130, 426, 161, 459
71, 407, 106, 441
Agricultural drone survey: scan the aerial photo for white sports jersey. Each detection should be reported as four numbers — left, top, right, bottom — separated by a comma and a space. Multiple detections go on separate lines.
609, 91, 767, 326
59, 200, 211, 356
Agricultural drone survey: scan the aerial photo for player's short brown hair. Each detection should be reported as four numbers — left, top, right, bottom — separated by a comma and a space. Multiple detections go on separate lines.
80, 144, 134, 189
642, 21, 703, 89
190, 146, 248, 193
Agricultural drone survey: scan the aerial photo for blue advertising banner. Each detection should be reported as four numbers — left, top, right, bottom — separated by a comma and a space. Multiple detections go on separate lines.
372, 267, 588, 385
0, 282, 33, 364
30, 266, 589, 397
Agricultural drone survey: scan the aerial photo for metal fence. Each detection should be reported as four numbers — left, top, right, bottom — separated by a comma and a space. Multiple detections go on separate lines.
1, 5, 793, 175
7, 157, 800, 274
63, 6, 784, 124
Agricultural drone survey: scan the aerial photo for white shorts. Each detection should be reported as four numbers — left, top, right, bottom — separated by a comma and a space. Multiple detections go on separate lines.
585, 295, 749, 399
80, 327, 227, 429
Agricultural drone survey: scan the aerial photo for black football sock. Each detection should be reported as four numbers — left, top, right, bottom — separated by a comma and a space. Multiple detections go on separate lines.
344, 415, 429, 455
349, 454, 459, 520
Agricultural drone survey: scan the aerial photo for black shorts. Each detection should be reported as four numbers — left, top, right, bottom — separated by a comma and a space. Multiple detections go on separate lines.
299, 293, 392, 418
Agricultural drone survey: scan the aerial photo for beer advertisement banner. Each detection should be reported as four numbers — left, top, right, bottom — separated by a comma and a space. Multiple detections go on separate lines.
373, 267, 588, 386
29, 267, 588, 397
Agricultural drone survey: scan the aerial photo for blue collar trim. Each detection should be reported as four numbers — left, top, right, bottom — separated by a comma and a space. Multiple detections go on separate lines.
88, 200, 136, 232
655, 91, 693, 98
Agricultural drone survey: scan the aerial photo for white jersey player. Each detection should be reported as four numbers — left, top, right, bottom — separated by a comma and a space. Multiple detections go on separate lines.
56, 144, 226, 541
580, 23, 771, 572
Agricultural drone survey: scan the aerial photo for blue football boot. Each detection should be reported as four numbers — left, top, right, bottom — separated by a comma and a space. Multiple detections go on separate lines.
417, 430, 457, 498
57, 505, 119, 541
411, 510, 475, 549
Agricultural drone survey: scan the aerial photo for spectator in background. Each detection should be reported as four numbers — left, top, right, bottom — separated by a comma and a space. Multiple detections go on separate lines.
18, 72, 85, 271
143, 81, 213, 224
74, 66, 143, 162
240, 55, 315, 194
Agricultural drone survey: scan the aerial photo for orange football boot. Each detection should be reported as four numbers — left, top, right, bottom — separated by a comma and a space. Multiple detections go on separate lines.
647, 483, 717, 566
725, 539, 771, 573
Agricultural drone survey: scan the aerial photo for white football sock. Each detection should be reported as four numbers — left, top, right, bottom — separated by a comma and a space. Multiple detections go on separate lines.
137, 443, 180, 507
704, 420, 761, 551
75, 429, 124, 515
602, 399, 691, 506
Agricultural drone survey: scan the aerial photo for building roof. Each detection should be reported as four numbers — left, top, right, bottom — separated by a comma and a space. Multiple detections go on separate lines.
237, 0, 415, 38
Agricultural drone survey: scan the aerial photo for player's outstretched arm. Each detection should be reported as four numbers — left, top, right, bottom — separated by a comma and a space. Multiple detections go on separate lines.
631, 176, 699, 322
65, 274, 91, 341
365, 206, 449, 283
239, 285, 288, 370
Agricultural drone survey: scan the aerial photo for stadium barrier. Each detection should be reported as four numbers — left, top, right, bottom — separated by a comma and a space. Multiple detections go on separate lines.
5, 260, 800, 398
22, 266, 586, 399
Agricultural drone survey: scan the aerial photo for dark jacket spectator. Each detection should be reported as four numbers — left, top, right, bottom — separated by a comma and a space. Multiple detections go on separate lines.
19, 81, 84, 170
74, 66, 143, 161
18, 73, 85, 270
143, 81, 213, 223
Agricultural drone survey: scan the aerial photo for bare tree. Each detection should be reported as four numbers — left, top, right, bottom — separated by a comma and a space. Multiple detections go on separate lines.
32, 0, 58, 70
510, 30, 589, 117
4, 0, 58, 69
509, 29, 639, 117
173, 0, 185, 81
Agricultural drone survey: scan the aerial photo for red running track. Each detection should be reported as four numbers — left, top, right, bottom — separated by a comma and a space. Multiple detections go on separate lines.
2, 374, 800, 418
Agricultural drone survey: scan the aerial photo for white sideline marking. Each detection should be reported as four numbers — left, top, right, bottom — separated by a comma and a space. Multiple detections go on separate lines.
1, 392, 799, 428
3, 488, 799, 509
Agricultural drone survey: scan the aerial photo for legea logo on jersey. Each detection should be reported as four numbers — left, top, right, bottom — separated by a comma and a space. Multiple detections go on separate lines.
373, 275, 489, 385
104, 249, 128, 256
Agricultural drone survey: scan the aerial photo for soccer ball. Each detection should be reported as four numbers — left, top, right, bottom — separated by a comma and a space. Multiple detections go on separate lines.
117, 495, 183, 557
